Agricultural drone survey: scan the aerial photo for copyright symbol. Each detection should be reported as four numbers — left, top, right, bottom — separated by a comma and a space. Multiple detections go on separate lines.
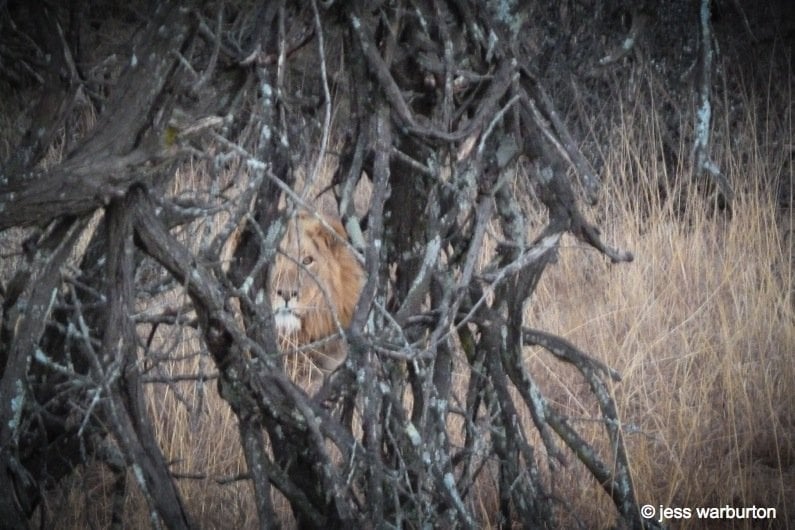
641, 505, 655, 519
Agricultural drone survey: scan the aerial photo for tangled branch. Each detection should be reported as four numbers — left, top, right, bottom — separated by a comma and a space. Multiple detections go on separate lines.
0, 2, 664, 528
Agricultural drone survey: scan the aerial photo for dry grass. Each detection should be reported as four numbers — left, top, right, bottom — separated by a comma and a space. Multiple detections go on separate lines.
527, 192, 793, 529
522, 81, 795, 528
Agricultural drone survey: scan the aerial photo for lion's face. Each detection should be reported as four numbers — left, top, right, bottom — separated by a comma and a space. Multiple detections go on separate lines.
270, 212, 364, 369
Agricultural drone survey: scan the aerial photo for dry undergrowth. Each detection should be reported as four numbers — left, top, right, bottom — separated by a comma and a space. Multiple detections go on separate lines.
38, 84, 794, 530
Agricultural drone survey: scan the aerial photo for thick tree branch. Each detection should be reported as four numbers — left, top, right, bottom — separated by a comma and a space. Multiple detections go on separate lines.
0, 2, 193, 230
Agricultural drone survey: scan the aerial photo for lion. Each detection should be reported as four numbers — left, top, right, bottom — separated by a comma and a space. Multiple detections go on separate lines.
270, 211, 364, 371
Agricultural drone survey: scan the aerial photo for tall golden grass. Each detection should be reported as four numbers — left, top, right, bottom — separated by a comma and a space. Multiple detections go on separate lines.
41, 78, 793, 529
524, 76, 794, 528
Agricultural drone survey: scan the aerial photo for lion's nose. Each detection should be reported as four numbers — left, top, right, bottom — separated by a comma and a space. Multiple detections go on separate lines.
276, 289, 298, 302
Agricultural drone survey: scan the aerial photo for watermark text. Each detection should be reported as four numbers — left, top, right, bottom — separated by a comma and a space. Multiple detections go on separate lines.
640, 504, 776, 523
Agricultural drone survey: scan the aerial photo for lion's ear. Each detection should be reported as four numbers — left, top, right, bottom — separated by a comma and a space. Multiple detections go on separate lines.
326, 218, 348, 241
311, 217, 348, 251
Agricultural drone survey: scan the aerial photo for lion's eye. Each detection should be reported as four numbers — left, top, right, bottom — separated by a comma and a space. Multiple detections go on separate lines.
302, 256, 314, 266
